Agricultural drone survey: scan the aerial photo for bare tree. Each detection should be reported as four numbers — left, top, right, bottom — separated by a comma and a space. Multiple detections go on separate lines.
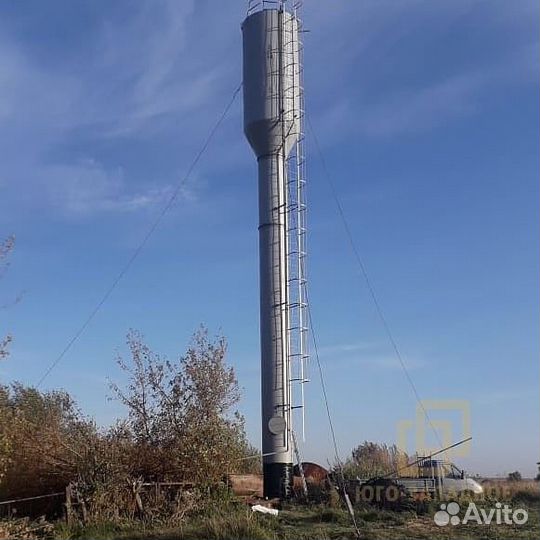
0, 236, 15, 360
110, 327, 249, 483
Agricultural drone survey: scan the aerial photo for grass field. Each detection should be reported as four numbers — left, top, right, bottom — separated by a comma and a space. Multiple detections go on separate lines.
1, 481, 538, 539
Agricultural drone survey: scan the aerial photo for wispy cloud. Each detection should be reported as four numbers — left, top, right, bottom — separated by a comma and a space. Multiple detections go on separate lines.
318, 342, 375, 356
43, 160, 178, 218
307, 0, 538, 142
319, 341, 425, 371
357, 44, 537, 137
0, 0, 536, 221
0, 0, 245, 223
90, 0, 228, 137
476, 388, 537, 406
357, 71, 483, 137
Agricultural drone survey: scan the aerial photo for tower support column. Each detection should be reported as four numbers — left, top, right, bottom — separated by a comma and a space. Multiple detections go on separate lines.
258, 153, 293, 498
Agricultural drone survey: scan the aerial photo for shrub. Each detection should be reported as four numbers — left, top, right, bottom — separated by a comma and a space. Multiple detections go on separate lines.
109, 328, 250, 485
507, 471, 522, 482
338, 442, 410, 480
0, 383, 94, 500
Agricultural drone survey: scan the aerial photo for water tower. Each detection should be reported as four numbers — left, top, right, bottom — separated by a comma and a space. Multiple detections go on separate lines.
242, 1, 308, 499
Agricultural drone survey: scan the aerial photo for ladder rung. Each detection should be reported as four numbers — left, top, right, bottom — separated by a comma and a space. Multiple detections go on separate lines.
288, 349, 309, 356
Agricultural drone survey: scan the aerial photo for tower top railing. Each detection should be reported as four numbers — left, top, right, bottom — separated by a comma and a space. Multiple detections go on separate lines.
247, 0, 302, 16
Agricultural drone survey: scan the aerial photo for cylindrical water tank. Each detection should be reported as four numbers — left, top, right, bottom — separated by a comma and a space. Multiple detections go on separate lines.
243, 9, 300, 159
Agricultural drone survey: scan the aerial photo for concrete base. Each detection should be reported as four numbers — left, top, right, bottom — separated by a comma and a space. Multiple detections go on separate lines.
263, 462, 293, 499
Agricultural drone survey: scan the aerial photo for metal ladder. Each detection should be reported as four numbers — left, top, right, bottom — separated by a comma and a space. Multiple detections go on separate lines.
283, 2, 309, 442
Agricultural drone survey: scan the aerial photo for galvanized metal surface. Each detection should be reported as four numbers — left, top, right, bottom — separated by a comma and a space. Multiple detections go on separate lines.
242, 6, 304, 499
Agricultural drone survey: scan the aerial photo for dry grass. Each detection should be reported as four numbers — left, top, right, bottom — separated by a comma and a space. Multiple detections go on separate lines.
4, 480, 539, 539
48, 497, 540, 540
0, 517, 53, 539
481, 479, 540, 503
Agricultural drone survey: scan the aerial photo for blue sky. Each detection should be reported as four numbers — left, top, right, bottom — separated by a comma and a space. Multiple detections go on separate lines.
0, 1, 538, 477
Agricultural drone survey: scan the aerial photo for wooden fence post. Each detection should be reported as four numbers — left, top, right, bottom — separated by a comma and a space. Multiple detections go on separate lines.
65, 483, 73, 526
